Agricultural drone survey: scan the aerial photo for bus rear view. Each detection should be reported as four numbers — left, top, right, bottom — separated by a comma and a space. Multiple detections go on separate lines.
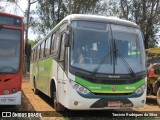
0, 12, 24, 105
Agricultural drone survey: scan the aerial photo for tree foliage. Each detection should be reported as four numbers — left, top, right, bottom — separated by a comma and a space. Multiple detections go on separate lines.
0, 0, 15, 11
32, 0, 66, 35
32, 0, 100, 36
109, 0, 160, 48
31, 0, 160, 48
64, 0, 99, 14
28, 40, 38, 48
0, 6, 4, 11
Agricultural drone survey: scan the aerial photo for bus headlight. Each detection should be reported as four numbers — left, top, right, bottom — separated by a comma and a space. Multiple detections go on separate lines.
73, 84, 79, 89
135, 84, 147, 94
4, 90, 9, 95
12, 88, 17, 93
70, 79, 90, 94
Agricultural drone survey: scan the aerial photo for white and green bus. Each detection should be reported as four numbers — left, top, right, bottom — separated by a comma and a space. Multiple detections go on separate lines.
30, 14, 147, 111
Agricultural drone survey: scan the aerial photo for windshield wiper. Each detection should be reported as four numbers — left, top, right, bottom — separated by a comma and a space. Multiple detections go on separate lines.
91, 49, 112, 77
91, 41, 136, 78
113, 41, 136, 78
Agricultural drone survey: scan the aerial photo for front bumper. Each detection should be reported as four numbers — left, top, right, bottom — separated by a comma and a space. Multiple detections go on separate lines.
0, 91, 21, 105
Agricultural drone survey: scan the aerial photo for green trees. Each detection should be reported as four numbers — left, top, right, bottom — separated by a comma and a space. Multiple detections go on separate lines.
32, 0, 160, 48
109, 0, 160, 48
1, 0, 160, 48
33, 0, 99, 35
25, 40, 37, 72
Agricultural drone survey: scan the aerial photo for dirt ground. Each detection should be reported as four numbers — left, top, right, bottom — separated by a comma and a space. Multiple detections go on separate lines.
22, 75, 160, 111
0, 75, 160, 119
22, 75, 160, 114
22, 75, 64, 120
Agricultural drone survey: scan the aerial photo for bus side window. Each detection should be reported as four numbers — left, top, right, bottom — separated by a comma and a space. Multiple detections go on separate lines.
51, 34, 55, 55
31, 50, 34, 62
34, 48, 36, 61
59, 33, 65, 60
32, 49, 35, 62
39, 45, 41, 59
54, 30, 61, 56
44, 36, 51, 57
44, 40, 46, 58
43, 41, 46, 58
37, 45, 40, 60
33, 49, 35, 62
58, 23, 67, 60
35, 47, 37, 61
40, 42, 45, 59
40, 41, 45, 59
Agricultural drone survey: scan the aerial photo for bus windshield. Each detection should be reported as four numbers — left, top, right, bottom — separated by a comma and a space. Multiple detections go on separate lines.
71, 21, 145, 74
0, 28, 21, 73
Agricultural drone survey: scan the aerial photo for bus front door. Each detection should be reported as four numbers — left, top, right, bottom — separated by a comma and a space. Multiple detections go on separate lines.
57, 64, 65, 105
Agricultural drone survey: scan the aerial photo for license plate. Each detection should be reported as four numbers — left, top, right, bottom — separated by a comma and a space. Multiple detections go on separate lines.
0, 97, 16, 103
108, 101, 122, 107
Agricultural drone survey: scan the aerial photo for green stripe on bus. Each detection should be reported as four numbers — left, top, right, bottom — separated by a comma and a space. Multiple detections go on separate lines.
75, 76, 145, 93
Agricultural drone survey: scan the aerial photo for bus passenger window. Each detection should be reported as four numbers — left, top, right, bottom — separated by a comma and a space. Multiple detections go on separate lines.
31, 50, 34, 62
35, 47, 37, 61
59, 34, 65, 60
37, 45, 40, 60
45, 37, 51, 57
51, 34, 55, 55
54, 31, 61, 56
40, 42, 45, 59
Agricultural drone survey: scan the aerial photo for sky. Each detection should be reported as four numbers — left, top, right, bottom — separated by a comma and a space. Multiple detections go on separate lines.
0, 0, 37, 40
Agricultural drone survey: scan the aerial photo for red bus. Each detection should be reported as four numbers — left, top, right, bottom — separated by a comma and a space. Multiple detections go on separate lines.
0, 12, 24, 105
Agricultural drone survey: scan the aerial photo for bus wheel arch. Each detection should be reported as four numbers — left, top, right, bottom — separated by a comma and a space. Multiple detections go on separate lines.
50, 79, 56, 99
33, 76, 39, 95
50, 79, 65, 111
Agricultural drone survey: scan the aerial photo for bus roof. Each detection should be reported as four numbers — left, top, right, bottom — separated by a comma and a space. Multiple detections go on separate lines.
33, 14, 139, 49
64, 14, 139, 28
0, 12, 23, 19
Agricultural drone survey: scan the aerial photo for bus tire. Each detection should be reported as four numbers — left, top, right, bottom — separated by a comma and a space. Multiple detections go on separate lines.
53, 91, 65, 112
157, 87, 160, 106
33, 78, 39, 95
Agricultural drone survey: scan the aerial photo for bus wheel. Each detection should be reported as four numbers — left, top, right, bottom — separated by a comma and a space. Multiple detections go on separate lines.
53, 91, 65, 112
157, 87, 160, 106
33, 79, 39, 95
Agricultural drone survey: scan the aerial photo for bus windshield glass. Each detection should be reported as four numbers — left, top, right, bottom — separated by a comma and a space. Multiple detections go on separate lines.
0, 28, 21, 73
71, 21, 145, 74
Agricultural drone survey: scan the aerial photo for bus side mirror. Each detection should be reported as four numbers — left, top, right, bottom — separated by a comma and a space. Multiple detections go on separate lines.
64, 31, 70, 47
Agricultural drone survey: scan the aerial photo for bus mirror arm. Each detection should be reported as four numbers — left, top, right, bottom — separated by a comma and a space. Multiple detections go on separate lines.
64, 31, 70, 47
